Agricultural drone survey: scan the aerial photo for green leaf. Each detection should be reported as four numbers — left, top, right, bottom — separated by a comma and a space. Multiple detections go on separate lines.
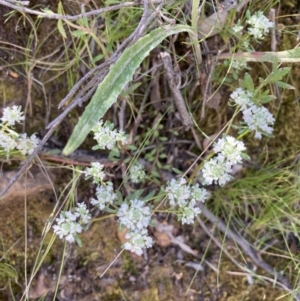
243, 73, 254, 92
116, 190, 123, 204
41, 8, 54, 14
77, 16, 89, 28
266, 67, 291, 83
92, 54, 104, 64
129, 189, 144, 200
274, 80, 295, 89
74, 234, 82, 247
56, 3, 66, 39
72, 30, 88, 38
108, 148, 120, 161
260, 95, 276, 103
144, 190, 155, 202
0, 263, 18, 280
63, 25, 194, 155
151, 169, 160, 178
172, 168, 183, 175
57, 19, 67, 39
119, 82, 141, 97
57, 2, 63, 14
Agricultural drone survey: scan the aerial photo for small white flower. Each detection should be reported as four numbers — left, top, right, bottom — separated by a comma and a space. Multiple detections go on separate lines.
231, 60, 248, 71
53, 203, 91, 243
115, 130, 128, 145
0, 132, 18, 154
232, 24, 243, 33
1, 106, 25, 126
190, 184, 209, 203
242, 104, 275, 139
123, 228, 154, 256
117, 199, 151, 232
16, 133, 39, 155
202, 157, 233, 186
247, 12, 273, 40
129, 163, 146, 183
179, 200, 201, 225
65, 233, 76, 243
230, 87, 253, 110
83, 162, 105, 184
64, 211, 77, 221
213, 135, 246, 165
53, 220, 82, 242
92, 121, 128, 150
75, 203, 91, 224
92, 120, 117, 150
165, 178, 190, 206
90, 182, 116, 210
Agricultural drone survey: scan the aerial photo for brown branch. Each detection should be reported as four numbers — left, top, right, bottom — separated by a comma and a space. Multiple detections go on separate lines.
160, 52, 193, 129
0, 1, 137, 20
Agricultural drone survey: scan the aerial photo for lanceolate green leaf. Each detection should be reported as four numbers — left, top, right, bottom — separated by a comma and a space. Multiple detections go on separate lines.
63, 25, 194, 155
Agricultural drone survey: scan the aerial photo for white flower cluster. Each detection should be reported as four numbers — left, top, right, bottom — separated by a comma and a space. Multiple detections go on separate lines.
232, 11, 273, 41
232, 24, 243, 33
165, 179, 208, 224
230, 87, 253, 110
202, 136, 246, 186
0, 106, 39, 157
83, 162, 117, 212
83, 162, 152, 256
83, 162, 105, 184
54, 162, 117, 245
129, 163, 146, 183
231, 60, 248, 71
165, 178, 191, 206
242, 105, 275, 139
123, 229, 153, 255
16, 133, 40, 155
1, 105, 25, 125
117, 199, 153, 255
53, 203, 91, 243
230, 87, 275, 139
92, 120, 128, 150
90, 182, 116, 210
247, 12, 273, 40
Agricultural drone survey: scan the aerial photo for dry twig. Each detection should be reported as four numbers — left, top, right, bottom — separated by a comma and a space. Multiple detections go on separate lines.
160, 52, 193, 129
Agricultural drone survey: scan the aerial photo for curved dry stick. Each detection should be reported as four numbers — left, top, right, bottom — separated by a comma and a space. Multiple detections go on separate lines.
0, 1, 137, 20
197, 203, 300, 301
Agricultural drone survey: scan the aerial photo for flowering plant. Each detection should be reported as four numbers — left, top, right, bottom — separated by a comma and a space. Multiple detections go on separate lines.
0, 106, 39, 158
51, 10, 291, 259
